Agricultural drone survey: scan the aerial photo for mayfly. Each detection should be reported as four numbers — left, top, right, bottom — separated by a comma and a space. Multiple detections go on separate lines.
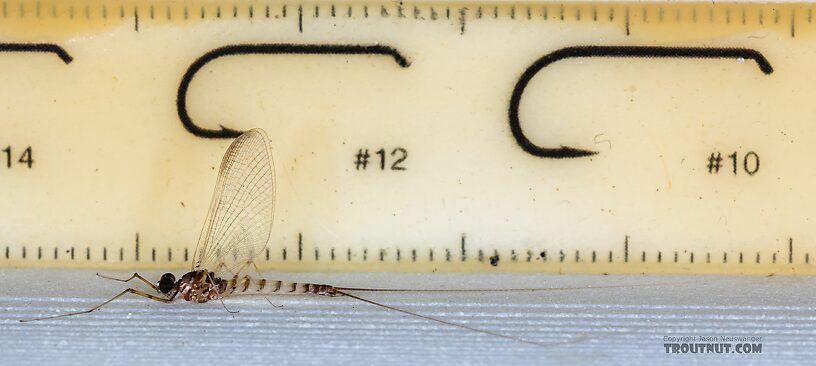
21, 128, 646, 347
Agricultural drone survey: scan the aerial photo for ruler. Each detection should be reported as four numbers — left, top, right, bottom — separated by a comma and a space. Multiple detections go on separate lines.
0, 0, 813, 274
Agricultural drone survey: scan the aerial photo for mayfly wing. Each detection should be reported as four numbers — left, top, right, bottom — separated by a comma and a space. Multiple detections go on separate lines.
191, 128, 276, 276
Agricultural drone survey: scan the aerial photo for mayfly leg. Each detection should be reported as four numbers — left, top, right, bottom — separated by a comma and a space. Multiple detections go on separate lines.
96, 272, 160, 292
20, 288, 176, 323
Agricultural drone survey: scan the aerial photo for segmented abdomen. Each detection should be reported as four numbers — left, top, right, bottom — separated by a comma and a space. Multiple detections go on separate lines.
222, 276, 339, 297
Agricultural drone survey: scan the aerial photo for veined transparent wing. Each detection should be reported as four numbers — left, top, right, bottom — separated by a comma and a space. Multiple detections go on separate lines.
192, 128, 276, 276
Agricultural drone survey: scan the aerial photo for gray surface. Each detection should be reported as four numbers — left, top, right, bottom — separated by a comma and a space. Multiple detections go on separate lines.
0, 269, 813, 365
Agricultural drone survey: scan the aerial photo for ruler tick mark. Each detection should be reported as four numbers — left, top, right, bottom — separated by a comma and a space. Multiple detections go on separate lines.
54, 247, 58, 260
790, 238, 794, 264
151, 247, 156, 262
412, 249, 417, 262
756, 252, 760, 264
134, 8, 139, 31
458, 7, 466, 35
168, 248, 172, 262
460, 234, 467, 261
624, 235, 629, 262
298, 5, 303, 32
38, 246, 42, 260
379, 249, 384, 261
21, 246, 25, 259
297, 232, 303, 261
347, 248, 351, 261
478, 249, 484, 262
119, 247, 123, 261
103, 247, 107, 261
559, 250, 565, 263
184, 248, 189, 262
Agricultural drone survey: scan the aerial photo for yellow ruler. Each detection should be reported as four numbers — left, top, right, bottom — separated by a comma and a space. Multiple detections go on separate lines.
0, 0, 812, 274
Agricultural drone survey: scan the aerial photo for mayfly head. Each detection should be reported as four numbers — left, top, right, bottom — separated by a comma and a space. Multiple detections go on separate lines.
157, 273, 177, 294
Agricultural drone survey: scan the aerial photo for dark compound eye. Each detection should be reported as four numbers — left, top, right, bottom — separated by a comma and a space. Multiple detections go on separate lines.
157, 273, 176, 294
